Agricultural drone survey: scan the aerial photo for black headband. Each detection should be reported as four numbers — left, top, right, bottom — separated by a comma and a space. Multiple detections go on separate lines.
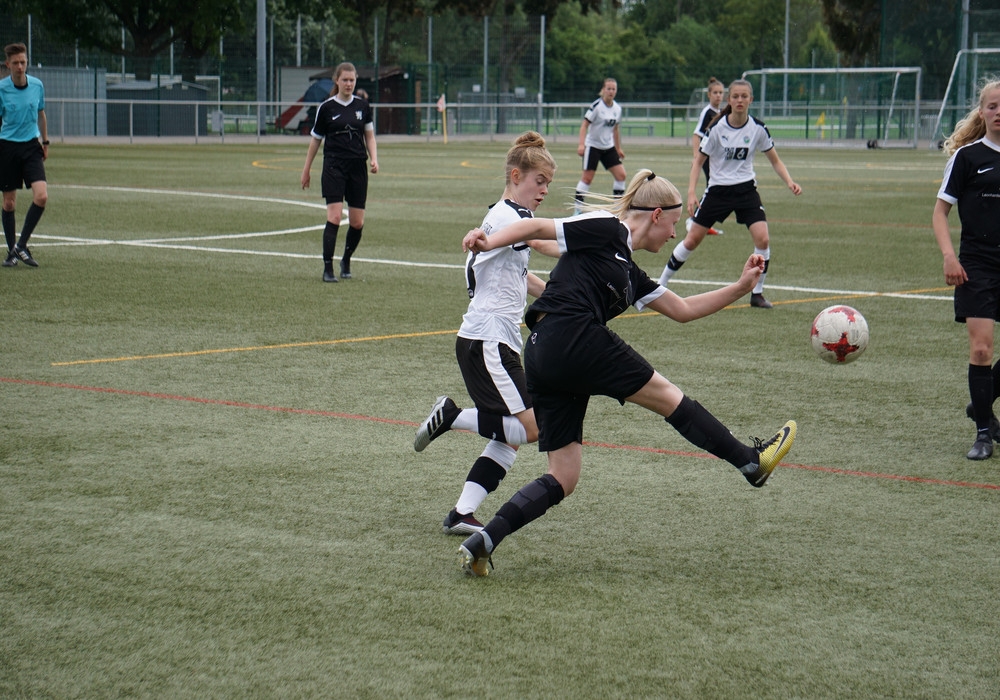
631, 203, 683, 211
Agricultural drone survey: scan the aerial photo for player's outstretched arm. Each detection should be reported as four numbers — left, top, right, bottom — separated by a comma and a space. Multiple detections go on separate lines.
647, 254, 763, 322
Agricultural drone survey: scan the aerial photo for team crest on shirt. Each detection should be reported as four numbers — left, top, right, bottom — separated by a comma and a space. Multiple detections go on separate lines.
356, 110, 363, 121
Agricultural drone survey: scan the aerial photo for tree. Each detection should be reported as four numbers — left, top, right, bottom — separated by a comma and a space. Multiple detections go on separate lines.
818, 0, 879, 67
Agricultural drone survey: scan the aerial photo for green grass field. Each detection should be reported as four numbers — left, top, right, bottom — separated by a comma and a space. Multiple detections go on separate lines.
2, 139, 998, 698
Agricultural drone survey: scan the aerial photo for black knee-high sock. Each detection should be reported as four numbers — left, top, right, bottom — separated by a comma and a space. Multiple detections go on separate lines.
322, 221, 339, 269
2, 210, 15, 251
481, 474, 565, 552
466, 456, 508, 494
343, 225, 363, 262
990, 361, 1000, 408
666, 395, 755, 468
969, 364, 993, 431
17, 203, 44, 247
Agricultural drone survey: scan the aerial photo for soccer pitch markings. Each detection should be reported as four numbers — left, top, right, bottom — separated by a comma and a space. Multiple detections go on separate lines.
3, 374, 997, 492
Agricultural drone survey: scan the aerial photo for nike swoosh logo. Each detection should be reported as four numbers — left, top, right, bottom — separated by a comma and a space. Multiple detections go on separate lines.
331, 115, 340, 120
978, 167, 994, 174
614, 252, 628, 263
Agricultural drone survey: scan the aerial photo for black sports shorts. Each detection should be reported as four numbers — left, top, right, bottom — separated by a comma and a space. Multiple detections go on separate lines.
524, 313, 654, 452
455, 336, 531, 416
0, 139, 46, 192
954, 257, 1000, 322
692, 180, 766, 229
582, 145, 622, 173
321, 157, 368, 207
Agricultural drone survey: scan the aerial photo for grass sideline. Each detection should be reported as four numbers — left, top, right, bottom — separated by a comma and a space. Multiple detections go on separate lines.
1, 141, 998, 698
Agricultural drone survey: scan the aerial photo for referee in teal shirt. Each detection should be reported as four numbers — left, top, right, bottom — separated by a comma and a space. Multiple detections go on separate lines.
1, 41, 48, 268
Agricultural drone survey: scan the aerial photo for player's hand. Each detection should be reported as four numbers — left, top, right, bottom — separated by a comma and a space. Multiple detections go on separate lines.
463, 227, 490, 253
943, 255, 968, 287
301, 171, 311, 190
739, 253, 765, 290
687, 195, 699, 217
577, 144, 585, 157
788, 181, 802, 195
370, 160, 379, 174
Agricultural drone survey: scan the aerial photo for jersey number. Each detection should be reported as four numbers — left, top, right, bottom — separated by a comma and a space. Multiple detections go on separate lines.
724, 147, 750, 161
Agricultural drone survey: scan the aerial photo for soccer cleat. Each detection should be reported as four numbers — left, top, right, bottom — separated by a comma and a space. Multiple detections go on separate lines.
965, 402, 1000, 442
750, 293, 773, 309
967, 434, 993, 460
413, 395, 460, 452
708, 226, 724, 236
2, 250, 17, 267
741, 420, 797, 487
322, 270, 338, 283
13, 246, 37, 267
442, 508, 484, 535
340, 260, 352, 279
458, 531, 493, 577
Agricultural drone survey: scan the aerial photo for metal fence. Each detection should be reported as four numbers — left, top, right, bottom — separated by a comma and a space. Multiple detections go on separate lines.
39, 96, 930, 148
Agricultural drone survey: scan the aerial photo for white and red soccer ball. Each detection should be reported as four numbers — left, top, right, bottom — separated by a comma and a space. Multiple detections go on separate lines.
810, 305, 869, 364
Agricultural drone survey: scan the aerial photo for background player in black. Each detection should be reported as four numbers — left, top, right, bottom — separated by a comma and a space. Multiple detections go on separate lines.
689, 77, 725, 236
456, 169, 797, 576
301, 62, 379, 282
933, 78, 1000, 460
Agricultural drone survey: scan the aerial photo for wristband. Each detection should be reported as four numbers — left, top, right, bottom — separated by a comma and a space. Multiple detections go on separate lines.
42, 140, 50, 145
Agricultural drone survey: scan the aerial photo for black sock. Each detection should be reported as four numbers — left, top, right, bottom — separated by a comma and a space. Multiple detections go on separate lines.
466, 456, 507, 494
17, 203, 44, 247
665, 395, 755, 468
991, 361, 1000, 408
482, 474, 565, 551
343, 225, 363, 263
323, 221, 339, 271
2, 210, 15, 251
666, 254, 685, 272
969, 363, 993, 430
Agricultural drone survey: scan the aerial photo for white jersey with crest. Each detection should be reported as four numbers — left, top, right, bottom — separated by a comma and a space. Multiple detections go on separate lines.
699, 114, 774, 187
458, 199, 534, 352
583, 98, 622, 150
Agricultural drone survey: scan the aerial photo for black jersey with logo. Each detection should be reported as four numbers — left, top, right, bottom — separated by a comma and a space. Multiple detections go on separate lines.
938, 138, 1000, 259
525, 211, 663, 327
311, 95, 373, 160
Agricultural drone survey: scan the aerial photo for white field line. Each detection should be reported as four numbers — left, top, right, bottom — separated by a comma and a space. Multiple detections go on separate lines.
31, 185, 950, 300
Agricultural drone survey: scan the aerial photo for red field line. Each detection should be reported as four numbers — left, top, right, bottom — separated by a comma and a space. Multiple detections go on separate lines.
5, 376, 998, 491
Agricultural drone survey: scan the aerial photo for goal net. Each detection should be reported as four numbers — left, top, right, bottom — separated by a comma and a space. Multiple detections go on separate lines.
929, 48, 1000, 148
740, 67, 922, 148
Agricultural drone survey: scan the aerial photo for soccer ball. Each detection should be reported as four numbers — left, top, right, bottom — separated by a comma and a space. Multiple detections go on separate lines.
810, 305, 869, 364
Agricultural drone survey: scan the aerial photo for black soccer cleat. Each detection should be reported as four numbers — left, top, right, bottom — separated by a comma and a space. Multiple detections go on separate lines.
413, 395, 460, 452
750, 293, 772, 309
965, 402, 1000, 443
967, 434, 993, 460
740, 420, 797, 487
442, 508, 484, 535
2, 250, 17, 267
13, 246, 37, 267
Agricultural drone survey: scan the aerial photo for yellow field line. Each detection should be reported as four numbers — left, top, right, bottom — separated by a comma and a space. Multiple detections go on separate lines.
51, 329, 457, 366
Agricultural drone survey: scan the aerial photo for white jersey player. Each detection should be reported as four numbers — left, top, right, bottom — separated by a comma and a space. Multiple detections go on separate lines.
574, 78, 627, 213
414, 132, 558, 535
659, 78, 801, 308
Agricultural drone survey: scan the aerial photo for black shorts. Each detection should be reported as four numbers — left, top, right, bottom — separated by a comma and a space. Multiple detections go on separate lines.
523, 314, 654, 452
582, 146, 622, 173
692, 181, 766, 229
0, 139, 46, 192
954, 258, 1000, 322
455, 336, 531, 416
321, 157, 368, 207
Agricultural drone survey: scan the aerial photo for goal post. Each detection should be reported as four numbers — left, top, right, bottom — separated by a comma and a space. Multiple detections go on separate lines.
929, 48, 1000, 148
740, 67, 922, 148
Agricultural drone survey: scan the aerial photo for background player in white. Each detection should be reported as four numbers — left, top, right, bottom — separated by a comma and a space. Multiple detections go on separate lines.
301, 62, 379, 283
414, 132, 559, 534
689, 77, 725, 236
659, 79, 801, 308
933, 77, 1000, 460
574, 78, 626, 213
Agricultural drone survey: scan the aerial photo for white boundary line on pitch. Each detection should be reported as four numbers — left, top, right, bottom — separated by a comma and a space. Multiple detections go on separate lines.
30, 184, 952, 301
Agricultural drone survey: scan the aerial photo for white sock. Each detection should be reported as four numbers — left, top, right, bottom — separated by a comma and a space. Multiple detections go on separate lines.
753, 247, 769, 294
455, 482, 488, 515
451, 409, 478, 433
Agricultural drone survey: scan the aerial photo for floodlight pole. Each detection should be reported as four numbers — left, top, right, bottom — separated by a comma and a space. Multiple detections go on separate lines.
256, 0, 266, 134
